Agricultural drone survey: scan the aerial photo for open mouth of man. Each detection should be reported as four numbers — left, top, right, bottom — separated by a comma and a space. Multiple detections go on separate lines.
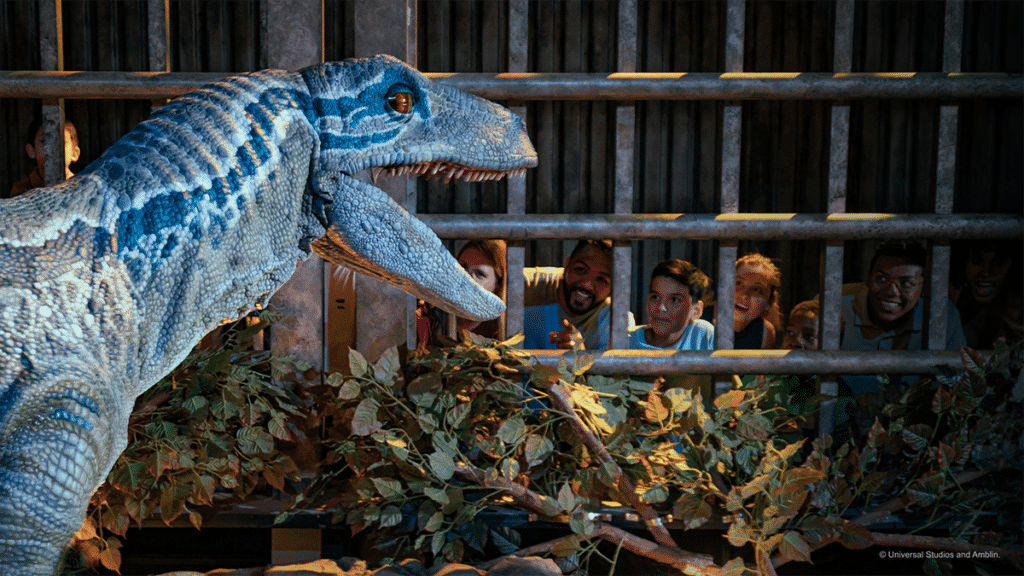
877, 298, 904, 315
569, 287, 595, 310
971, 280, 999, 299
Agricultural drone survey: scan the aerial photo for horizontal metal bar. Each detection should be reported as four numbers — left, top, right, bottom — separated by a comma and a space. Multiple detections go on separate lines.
1, 71, 1020, 101
527, 349, 967, 375
420, 213, 1022, 241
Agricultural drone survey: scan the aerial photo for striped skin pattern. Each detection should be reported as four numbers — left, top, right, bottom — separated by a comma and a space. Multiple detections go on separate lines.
0, 54, 536, 575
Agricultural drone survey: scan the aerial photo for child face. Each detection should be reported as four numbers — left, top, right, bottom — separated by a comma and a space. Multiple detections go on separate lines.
734, 265, 773, 332
458, 246, 499, 294
26, 125, 80, 172
781, 310, 819, 350
646, 276, 701, 344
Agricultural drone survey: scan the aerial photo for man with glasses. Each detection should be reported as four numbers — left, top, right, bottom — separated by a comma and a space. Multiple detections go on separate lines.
835, 240, 967, 435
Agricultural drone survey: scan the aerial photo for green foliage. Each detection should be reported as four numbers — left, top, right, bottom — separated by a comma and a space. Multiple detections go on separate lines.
67, 312, 314, 573
293, 333, 1023, 575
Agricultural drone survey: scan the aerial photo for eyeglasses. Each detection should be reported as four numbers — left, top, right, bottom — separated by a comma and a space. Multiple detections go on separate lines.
868, 273, 922, 294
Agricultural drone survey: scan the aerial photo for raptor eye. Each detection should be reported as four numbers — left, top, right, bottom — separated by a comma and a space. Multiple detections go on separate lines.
387, 92, 414, 114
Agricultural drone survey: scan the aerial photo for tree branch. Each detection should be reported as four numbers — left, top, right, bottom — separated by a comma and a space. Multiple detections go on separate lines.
853, 465, 1004, 526
546, 382, 678, 548
454, 463, 554, 517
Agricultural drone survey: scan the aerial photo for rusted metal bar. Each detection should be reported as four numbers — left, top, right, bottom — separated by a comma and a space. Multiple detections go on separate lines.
504, 0, 529, 341
928, 1, 964, 351
819, 0, 856, 436
2, 71, 1021, 101
419, 213, 1023, 241
610, 0, 637, 350
39, 1, 67, 188
527, 349, 967, 375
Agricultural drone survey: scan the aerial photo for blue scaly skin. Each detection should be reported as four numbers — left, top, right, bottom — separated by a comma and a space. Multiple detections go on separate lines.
0, 54, 537, 575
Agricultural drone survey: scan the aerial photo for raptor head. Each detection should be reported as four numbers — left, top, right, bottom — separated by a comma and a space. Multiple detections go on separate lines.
301, 55, 536, 322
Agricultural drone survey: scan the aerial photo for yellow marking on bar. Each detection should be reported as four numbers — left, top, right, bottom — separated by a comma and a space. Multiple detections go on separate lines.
712, 350, 790, 358
607, 72, 688, 79
494, 73, 543, 79
827, 213, 894, 221
715, 213, 797, 221
719, 72, 802, 79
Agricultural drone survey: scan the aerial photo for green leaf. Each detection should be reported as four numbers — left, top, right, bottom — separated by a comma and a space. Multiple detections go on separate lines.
432, 431, 457, 454
496, 416, 527, 445
640, 483, 669, 504
524, 435, 554, 467
901, 428, 928, 451
720, 557, 747, 576
490, 527, 521, 554
569, 508, 595, 536
431, 530, 447, 555
349, 349, 370, 378
351, 398, 382, 436
931, 386, 954, 414
782, 467, 825, 489
664, 387, 694, 414
379, 505, 403, 528
530, 364, 562, 389
958, 347, 986, 377
499, 457, 520, 481
673, 493, 712, 530
572, 354, 597, 375
557, 482, 576, 513
236, 426, 274, 455
182, 395, 208, 416
726, 517, 752, 546
371, 477, 403, 499
424, 486, 450, 504
446, 402, 472, 428
838, 520, 874, 549
338, 380, 362, 400
596, 461, 618, 488
407, 373, 441, 407
736, 413, 772, 439
424, 511, 445, 532
267, 415, 292, 441
550, 534, 584, 557
429, 451, 455, 481
159, 482, 189, 524
374, 347, 401, 383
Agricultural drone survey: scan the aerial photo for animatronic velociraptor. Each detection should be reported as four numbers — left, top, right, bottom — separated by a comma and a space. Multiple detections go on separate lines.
0, 54, 537, 575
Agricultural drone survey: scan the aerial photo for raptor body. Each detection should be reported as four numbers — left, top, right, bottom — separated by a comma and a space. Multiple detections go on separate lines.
0, 55, 536, 575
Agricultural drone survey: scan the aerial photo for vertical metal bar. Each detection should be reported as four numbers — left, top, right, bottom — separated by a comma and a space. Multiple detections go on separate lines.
928, 0, 963, 350
505, 0, 529, 342
148, 0, 170, 109
40, 0, 66, 188
404, 0, 419, 349
715, 0, 745, 396
264, 0, 327, 378
148, 0, 170, 72
611, 0, 637, 349
819, 0, 855, 438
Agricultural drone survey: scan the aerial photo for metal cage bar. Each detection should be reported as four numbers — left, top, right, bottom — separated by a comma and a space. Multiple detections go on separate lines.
4, 71, 1020, 101
504, 0, 529, 342
611, 0, 637, 350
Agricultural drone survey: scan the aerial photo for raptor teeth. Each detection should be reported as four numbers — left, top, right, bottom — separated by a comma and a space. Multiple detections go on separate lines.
372, 162, 524, 184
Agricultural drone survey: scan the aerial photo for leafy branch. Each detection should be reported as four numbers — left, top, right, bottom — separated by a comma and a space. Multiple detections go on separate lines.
288, 333, 1022, 575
